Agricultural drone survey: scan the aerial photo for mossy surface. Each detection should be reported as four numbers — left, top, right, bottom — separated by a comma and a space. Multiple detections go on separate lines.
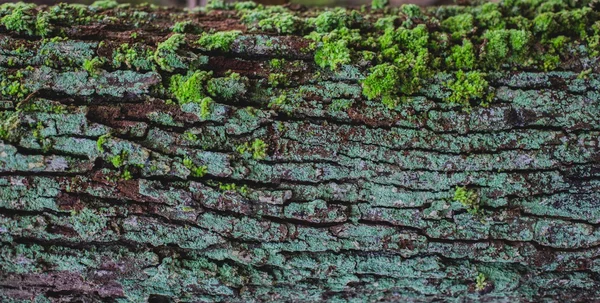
0, 1, 600, 302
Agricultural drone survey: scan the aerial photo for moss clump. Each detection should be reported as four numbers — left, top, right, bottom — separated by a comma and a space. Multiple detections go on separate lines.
108, 151, 127, 168
446, 71, 491, 110
83, 57, 105, 76
0, 112, 19, 141
206, 72, 247, 100
96, 134, 110, 153
183, 157, 208, 178
112, 43, 154, 70
475, 273, 488, 291
371, 0, 388, 10
199, 97, 213, 119
364, 24, 430, 106
310, 27, 360, 71
1, 3, 49, 36
198, 30, 241, 51
172, 21, 192, 33
454, 186, 480, 215
169, 70, 213, 104
154, 34, 185, 71
269, 58, 285, 69
258, 12, 303, 34
446, 39, 475, 70
361, 63, 400, 108
442, 13, 474, 40
268, 73, 288, 87
312, 9, 349, 33
237, 139, 268, 160
90, 0, 118, 10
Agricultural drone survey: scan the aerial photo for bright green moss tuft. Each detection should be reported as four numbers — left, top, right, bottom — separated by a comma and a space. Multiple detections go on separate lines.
172, 21, 192, 33
401, 4, 421, 18
83, 57, 105, 76
90, 0, 118, 10
446, 39, 475, 70
237, 138, 268, 160
371, 0, 388, 10
199, 97, 213, 119
206, 72, 247, 100
154, 34, 185, 71
258, 12, 302, 34
442, 13, 474, 40
361, 63, 400, 108
170, 70, 213, 104
0, 3, 43, 36
454, 186, 480, 215
312, 10, 348, 33
198, 30, 241, 51
268, 73, 288, 87
183, 157, 208, 177
445, 71, 491, 110
96, 134, 110, 153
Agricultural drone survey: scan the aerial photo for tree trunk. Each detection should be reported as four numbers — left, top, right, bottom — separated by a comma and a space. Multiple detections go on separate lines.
1, 1, 600, 302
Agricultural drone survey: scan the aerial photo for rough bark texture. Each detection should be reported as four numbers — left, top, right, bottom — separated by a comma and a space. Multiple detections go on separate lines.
1, 1, 600, 302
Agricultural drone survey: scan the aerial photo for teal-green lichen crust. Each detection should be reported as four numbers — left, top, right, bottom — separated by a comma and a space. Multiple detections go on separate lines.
1, 1, 600, 302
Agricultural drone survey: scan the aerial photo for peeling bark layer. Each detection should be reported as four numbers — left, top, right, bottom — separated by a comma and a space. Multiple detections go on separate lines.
2, 1, 600, 302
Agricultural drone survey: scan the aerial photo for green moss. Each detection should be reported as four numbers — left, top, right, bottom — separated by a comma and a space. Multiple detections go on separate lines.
269, 58, 285, 69
371, 0, 388, 10
199, 97, 213, 119
446, 39, 475, 70
258, 12, 302, 34
442, 13, 474, 40
183, 157, 208, 178
172, 21, 191, 33
475, 2, 504, 30
269, 94, 288, 109
268, 73, 288, 87
169, 70, 213, 104
445, 70, 491, 110
533, 12, 555, 34
453, 186, 480, 215
311, 28, 360, 71
154, 34, 185, 71
361, 63, 400, 108
96, 133, 110, 153
312, 10, 348, 33
401, 4, 421, 18
108, 151, 127, 168
476, 272, 488, 291
206, 72, 247, 100
83, 57, 105, 76
1, 3, 40, 36
482, 29, 509, 67
112, 43, 154, 70
198, 30, 241, 51
237, 138, 268, 160
0, 112, 19, 141
90, 0, 118, 10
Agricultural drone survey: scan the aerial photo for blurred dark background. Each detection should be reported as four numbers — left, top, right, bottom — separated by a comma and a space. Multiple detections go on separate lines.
0, 0, 460, 8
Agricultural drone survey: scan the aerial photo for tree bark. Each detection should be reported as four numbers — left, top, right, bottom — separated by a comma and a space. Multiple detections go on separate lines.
1, 1, 600, 302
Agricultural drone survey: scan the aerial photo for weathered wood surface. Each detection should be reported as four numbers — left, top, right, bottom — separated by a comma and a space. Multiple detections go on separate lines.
1, 0, 600, 302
